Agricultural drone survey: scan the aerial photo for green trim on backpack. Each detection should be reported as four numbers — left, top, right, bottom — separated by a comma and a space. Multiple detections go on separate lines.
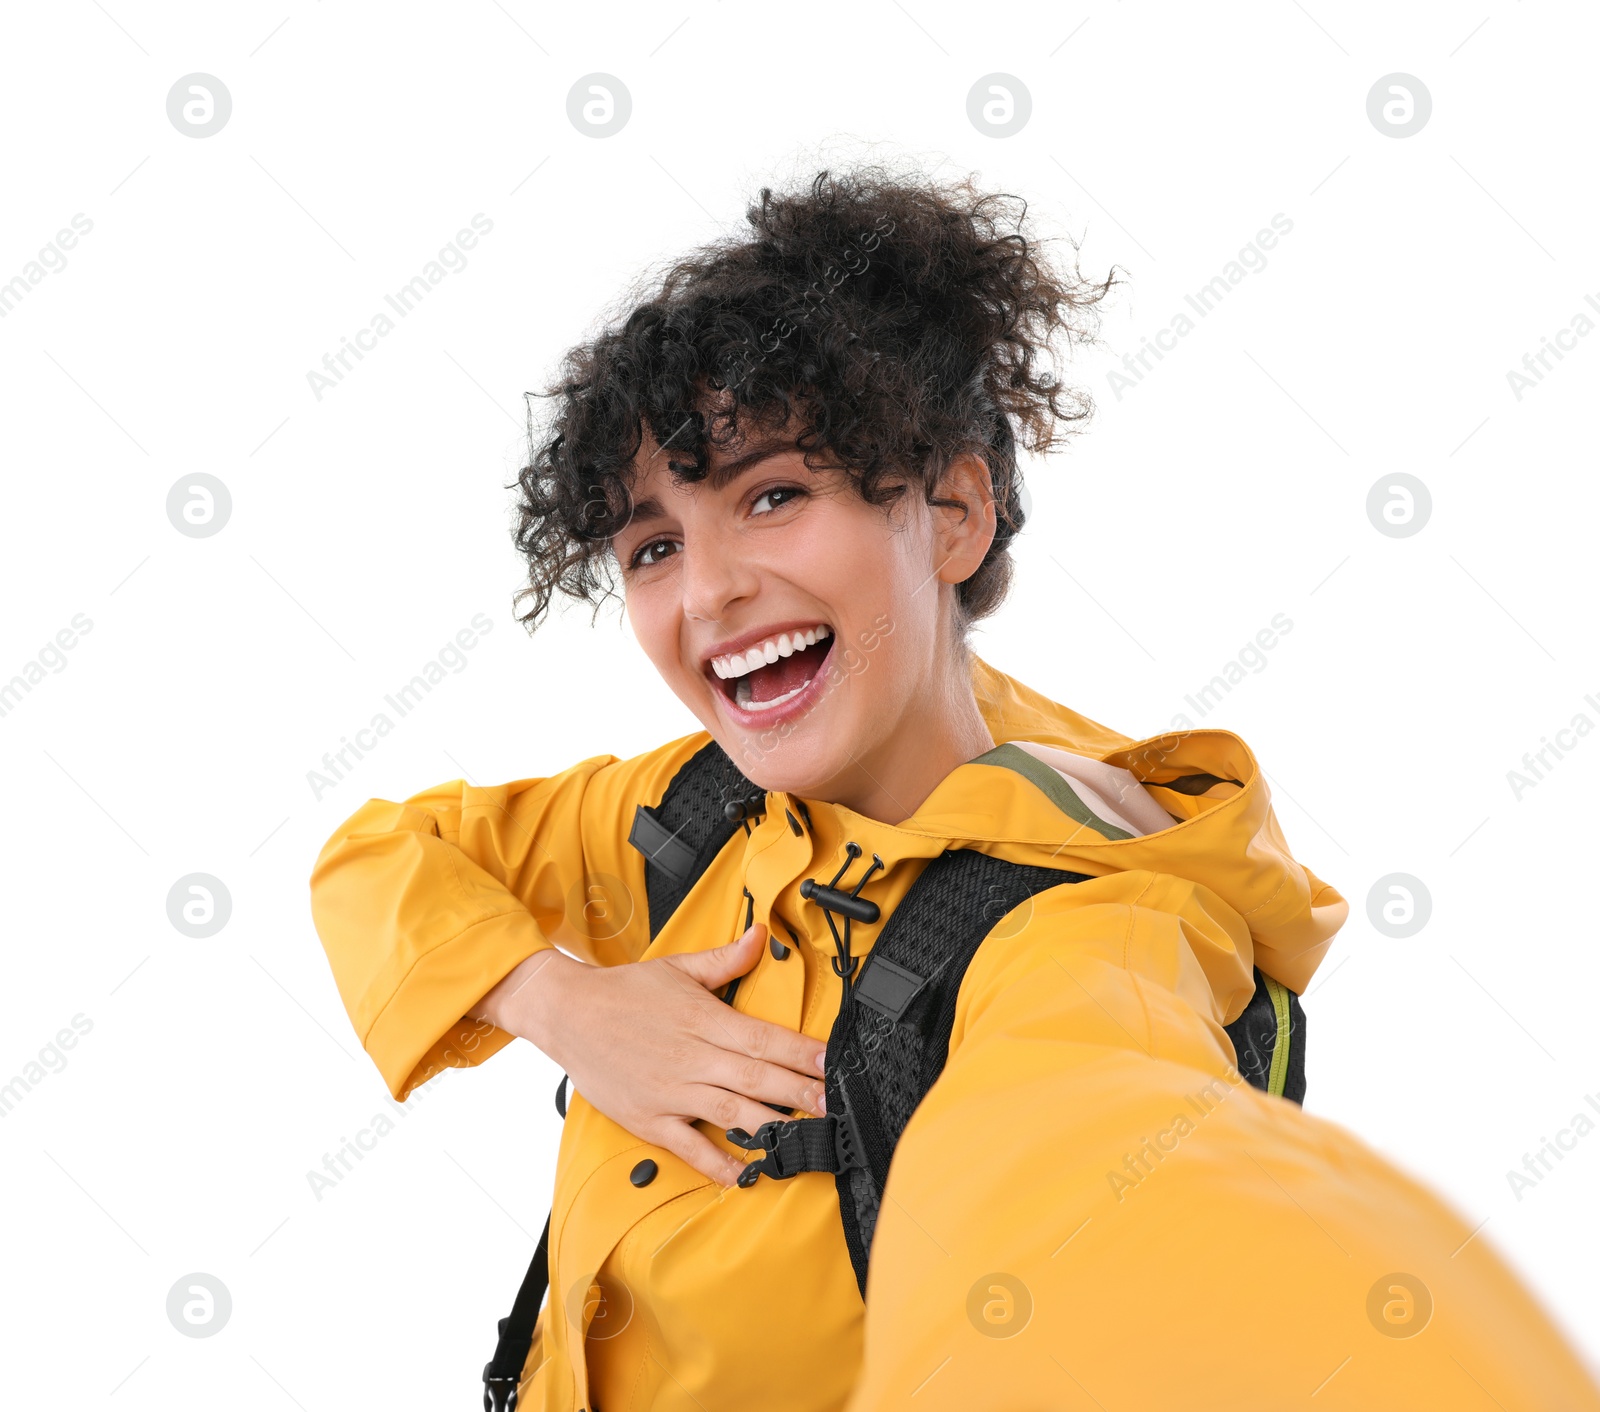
1264, 975, 1293, 1098
969, 743, 1135, 842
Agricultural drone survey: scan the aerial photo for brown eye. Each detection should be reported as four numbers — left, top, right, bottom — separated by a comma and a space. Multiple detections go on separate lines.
631, 537, 679, 569
751, 485, 806, 515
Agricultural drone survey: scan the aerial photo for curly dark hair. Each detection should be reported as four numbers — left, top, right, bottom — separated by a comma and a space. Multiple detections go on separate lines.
509, 163, 1117, 633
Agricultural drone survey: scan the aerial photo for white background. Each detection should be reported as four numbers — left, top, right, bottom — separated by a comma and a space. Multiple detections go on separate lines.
2, 1, 1597, 1405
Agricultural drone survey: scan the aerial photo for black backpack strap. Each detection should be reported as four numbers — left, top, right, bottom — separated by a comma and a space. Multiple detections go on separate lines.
828, 849, 1094, 1295
626, 739, 761, 940
482, 1076, 568, 1411
482, 1211, 550, 1411
1224, 965, 1307, 1104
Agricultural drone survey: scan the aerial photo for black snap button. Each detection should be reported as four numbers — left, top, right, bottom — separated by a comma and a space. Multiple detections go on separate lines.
629, 1159, 658, 1187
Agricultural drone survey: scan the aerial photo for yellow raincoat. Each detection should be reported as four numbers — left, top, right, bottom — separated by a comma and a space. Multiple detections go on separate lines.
309, 658, 1600, 1410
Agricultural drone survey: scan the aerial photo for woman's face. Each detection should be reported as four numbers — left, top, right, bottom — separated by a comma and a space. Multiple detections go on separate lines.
612, 426, 995, 814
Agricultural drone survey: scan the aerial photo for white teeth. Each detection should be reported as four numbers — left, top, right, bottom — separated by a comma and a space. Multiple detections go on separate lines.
710, 624, 831, 681
734, 676, 809, 711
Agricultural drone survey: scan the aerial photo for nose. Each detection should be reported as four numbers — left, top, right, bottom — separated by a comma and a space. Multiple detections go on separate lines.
680, 521, 761, 626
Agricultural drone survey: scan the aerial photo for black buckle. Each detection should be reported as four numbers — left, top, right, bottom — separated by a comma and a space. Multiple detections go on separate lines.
726, 1118, 791, 1186
484, 1314, 524, 1411
726, 1113, 865, 1187
483, 1366, 518, 1411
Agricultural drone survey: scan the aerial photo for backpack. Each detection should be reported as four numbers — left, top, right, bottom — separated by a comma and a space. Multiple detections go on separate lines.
483, 741, 1306, 1409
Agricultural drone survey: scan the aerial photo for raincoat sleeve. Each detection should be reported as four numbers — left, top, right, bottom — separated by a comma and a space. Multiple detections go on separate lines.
846, 870, 1600, 1410
308, 735, 704, 1101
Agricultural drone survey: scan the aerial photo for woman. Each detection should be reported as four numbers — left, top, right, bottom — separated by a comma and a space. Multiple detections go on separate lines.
309, 167, 1598, 1409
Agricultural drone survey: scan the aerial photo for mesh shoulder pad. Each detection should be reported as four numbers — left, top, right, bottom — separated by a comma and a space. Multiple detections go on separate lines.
828, 849, 1092, 1298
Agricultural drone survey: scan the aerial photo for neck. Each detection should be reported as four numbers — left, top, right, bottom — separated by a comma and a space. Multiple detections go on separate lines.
821, 647, 996, 826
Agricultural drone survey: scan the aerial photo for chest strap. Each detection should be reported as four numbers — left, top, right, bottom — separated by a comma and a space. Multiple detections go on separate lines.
727, 1109, 864, 1184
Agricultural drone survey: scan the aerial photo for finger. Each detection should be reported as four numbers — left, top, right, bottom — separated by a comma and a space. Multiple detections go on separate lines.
701, 1049, 829, 1117
667, 924, 766, 989
654, 1119, 748, 1188
712, 1010, 829, 1081
680, 1083, 826, 1147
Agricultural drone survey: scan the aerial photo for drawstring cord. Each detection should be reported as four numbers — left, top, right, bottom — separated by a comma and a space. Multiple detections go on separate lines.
801, 842, 885, 1021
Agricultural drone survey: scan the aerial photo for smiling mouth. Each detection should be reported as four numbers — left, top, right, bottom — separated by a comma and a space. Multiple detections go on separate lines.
709, 625, 833, 712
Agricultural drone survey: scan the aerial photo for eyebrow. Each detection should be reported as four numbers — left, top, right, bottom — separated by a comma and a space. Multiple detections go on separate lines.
623, 440, 796, 527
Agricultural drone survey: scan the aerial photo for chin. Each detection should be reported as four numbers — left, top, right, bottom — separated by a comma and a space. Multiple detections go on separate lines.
705, 709, 847, 797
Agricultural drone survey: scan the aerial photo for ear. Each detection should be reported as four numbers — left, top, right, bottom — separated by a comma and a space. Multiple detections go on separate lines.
931, 453, 998, 586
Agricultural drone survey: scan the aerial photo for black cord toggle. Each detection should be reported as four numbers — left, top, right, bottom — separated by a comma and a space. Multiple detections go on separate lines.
801, 843, 885, 983
723, 791, 768, 823
799, 879, 879, 924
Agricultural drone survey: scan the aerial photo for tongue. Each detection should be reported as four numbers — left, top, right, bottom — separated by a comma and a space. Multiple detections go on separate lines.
744, 640, 824, 703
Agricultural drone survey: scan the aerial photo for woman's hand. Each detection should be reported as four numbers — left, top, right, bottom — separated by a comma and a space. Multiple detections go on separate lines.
474, 925, 828, 1188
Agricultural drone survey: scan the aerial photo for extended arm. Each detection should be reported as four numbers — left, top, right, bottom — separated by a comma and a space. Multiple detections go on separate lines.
847, 872, 1600, 1409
